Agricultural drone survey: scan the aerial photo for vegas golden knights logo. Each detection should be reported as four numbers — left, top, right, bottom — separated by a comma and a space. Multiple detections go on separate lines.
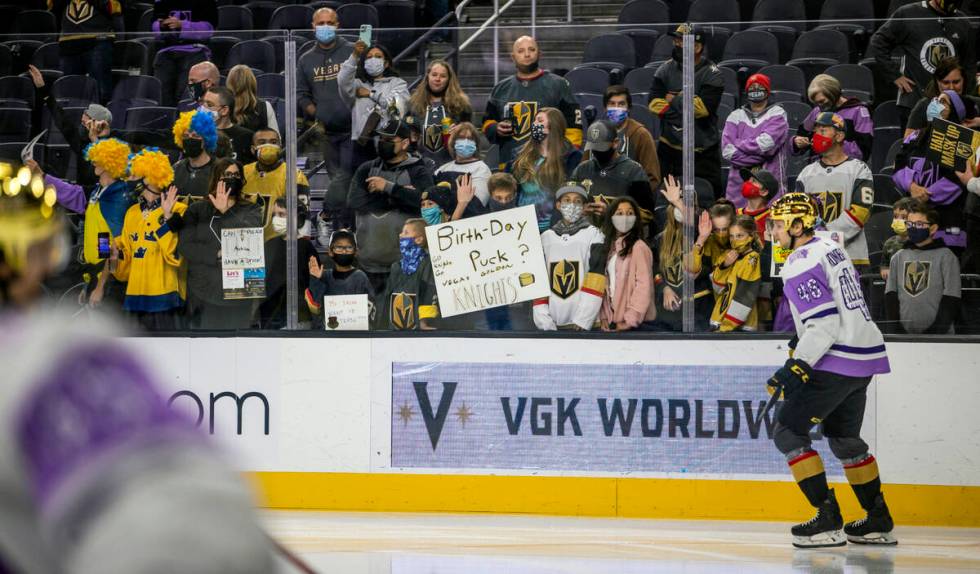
511, 101, 538, 141
390, 292, 418, 330
424, 124, 443, 152
817, 191, 843, 223
664, 258, 683, 289
926, 43, 952, 70
67, 0, 95, 24
550, 260, 580, 299
903, 261, 931, 297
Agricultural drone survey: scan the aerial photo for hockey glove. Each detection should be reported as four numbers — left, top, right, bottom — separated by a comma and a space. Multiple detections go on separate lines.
787, 335, 799, 358
768, 358, 814, 399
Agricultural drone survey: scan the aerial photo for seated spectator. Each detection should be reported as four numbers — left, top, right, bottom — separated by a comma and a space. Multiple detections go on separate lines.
893, 92, 973, 253
880, 197, 916, 280
306, 229, 375, 330
227, 65, 280, 135
596, 85, 661, 194
152, 0, 218, 107
737, 168, 779, 238
509, 107, 582, 232
339, 41, 410, 167
486, 172, 519, 212
170, 158, 262, 330
408, 59, 474, 165
722, 74, 789, 207
28, 65, 114, 187
242, 128, 311, 240
113, 149, 187, 330
794, 74, 873, 162
171, 109, 219, 203
260, 198, 318, 329
375, 219, 438, 330
600, 197, 653, 331
348, 119, 433, 293
434, 122, 492, 207
52, 0, 119, 104
420, 182, 458, 226
187, 61, 221, 107
905, 57, 980, 138
710, 214, 763, 332
885, 201, 961, 334
571, 119, 654, 228
533, 182, 606, 331
203, 86, 256, 164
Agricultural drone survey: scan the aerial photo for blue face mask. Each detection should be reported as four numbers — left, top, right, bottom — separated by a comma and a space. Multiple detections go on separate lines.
421, 206, 443, 226
606, 108, 628, 125
453, 138, 477, 159
399, 236, 426, 274
315, 25, 336, 44
926, 99, 946, 122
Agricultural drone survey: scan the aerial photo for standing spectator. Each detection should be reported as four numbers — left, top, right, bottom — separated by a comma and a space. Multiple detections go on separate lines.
597, 85, 661, 194
203, 86, 256, 164
686, 199, 735, 276
794, 74, 873, 162
509, 108, 583, 232
435, 121, 492, 208
880, 197, 916, 280
259, 197, 319, 329
171, 109, 219, 203
338, 42, 410, 168
170, 158, 262, 330
533, 183, 606, 331
227, 65, 279, 135
885, 201, 961, 333
905, 57, 980, 137
648, 24, 725, 197
893, 91, 973, 253
348, 119, 433, 293
306, 229, 375, 330
419, 182, 458, 226
710, 214, 763, 332
483, 36, 583, 168
50, 0, 120, 104
869, 0, 975, 125
737, 168, 779, 237
796, 112, 876, 268
186, 61, 220, 107
486, 172, 519, 212
242, 128, 311, 240
113, 149, 187, 330
600, 197, 654, 331
722, 73, 789, 207
408, 59, 474, 166
375, 219, 439, 330
151, 0, 218, 107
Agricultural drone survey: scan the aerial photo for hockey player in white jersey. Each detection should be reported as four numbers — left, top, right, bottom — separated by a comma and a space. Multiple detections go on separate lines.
795, 112, 875, 267
767, 193, 896, 548
533, 182, 606, 330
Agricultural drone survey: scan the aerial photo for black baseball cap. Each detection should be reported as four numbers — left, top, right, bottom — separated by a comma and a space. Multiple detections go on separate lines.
669, 23, 704, 43
377, 118, 412, 139
739, 168, 779, 193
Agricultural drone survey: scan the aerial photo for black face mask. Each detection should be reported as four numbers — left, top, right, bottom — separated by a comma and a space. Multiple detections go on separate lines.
593, 148, 615, 166
220, 176, 243, 196
671, 46, 683, 65
189, 81, 207, 101
516, 60, 539, 75
489, 197, 517, 212
377, 139, 399, 161
183, 137, 204, 158
331, 252, 355, 267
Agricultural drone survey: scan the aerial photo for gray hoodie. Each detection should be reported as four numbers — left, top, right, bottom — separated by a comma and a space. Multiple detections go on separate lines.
337, 54, 410, 142
297, 38, 355, 134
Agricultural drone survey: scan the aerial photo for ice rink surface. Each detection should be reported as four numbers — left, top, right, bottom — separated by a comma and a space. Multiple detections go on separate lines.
264, 511, 980, 573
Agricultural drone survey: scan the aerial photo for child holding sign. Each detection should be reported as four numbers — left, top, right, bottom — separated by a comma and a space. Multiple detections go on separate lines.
307, 229, 375, 330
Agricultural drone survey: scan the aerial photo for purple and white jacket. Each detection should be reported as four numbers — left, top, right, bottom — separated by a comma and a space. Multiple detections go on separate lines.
798, 99, 873, 161
721, 104, 789, 207
781, 236, 890, 378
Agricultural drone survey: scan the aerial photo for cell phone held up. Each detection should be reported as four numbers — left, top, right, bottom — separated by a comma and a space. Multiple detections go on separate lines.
358, 24, 372, 47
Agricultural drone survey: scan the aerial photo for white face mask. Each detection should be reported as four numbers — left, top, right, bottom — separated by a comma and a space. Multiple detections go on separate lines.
612, 214, 637, 234
271, 215, 287, 235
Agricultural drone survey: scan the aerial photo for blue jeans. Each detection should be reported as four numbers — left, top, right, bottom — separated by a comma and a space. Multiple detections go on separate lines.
59, 38, 113, 104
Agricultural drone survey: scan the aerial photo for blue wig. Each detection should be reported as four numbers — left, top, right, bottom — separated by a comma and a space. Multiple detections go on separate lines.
189, 111, 219, 153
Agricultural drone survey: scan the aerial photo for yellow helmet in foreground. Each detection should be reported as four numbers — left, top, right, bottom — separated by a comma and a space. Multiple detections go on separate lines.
769, 192, 819, 233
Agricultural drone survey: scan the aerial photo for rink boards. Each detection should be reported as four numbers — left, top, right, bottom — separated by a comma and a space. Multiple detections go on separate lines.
126, 336, 980, 526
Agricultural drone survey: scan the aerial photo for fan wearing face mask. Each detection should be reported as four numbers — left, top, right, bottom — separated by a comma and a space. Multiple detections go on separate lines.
793, 74, 872, 162
241, 127, 311, 241
259, 197, 319, 330
600, 85, 661, 193
434, 121, 492, 211
171, 109, 219, 203
533, 182, 607, 331
709, 215, 763, 332
599, 197, 654, 332
307, 229, 375, 330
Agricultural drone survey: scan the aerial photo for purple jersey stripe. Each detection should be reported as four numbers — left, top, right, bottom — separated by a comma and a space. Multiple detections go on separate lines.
803, 307, 839, 322
829, 343, 887, 355
815, 353, 891, 377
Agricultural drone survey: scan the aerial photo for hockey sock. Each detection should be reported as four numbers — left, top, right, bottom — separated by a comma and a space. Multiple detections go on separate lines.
789, 449, 829, 507
842, 454, 882, 510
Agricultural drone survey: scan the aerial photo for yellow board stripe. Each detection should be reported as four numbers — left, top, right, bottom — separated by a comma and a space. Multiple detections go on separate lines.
789, 451, 824, 482
844, 457, 880, 486
250, 472, 980, 527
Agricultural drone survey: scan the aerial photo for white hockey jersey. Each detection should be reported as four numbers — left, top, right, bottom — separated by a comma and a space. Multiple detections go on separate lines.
533, 225, 606, 330
795, 157, 874, 265
781, 235, 890, 378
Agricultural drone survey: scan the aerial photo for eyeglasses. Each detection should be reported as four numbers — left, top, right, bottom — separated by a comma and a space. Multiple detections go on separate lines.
331, 245, 355, 253
907, 221, 931, 229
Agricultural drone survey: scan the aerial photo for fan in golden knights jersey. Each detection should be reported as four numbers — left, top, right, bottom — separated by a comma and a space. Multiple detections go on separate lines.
534, 182, 606, 330
376, 219, 439, 330
767, 193, 895, 549
407, 59, 474, 166
482, 36, 582, 167
709, 215, 763, 331
794, 112, 875, 267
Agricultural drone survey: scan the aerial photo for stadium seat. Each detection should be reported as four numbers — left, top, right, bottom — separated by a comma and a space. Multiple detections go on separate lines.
257, 73, 285, 100
872, 100, 902, 129
745, 24, 798, 65
718, 30, 779, 81
825, 64, 873, 103
581, 33, 635, 73
781, 101, 813, 131
0, 76, 34, 106
647, 35, 674, 68
218, 5, 255, 41
270, 5, 313, 31
0, 141, 29, 161
111, 75, 162, 105
619, 29, 660, 68
786, 29, 850, 85
30, 42, 60, 71
258, 35, 289, 75
13, 10, 57, 44
207, 36, 240, 73
624, 67, 656, 107
748, 0, 806, 64
226, 40, 277, 74
618, 0, 672, 37
574, 93, 605, 127
701, 26, 731, 64
873, 173, 904, 209
112, 40, 149, 76
719, 66, 738, 103
886, 0, 918, 16
2, 40, 42, 75
688, 0, 741, 34
41, 105, 84, 146
629, 104, 660, 140
716, 102, 734, 133
337, 3, 380, 34
864, 210, 893, 258
124, 2, 153, 34
872, 127, 903, 173
816, 0, 875, 36
137, 8, 155, 32
695, 177, 716, 203
565, 67, 610, 96
108, 98, 158, 130
243, 1, 284, 31
51, 75, 99, 107
373, 0, 417, 56
0, 44, 11, 78
758, 64, 806, 102
0, 107, 31, 142
721, 92, 737, 110
124, 106, 177, 131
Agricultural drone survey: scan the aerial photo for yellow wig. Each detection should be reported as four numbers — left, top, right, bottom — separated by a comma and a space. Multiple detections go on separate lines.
129, 148, 174, 190
84, 138, 131, 180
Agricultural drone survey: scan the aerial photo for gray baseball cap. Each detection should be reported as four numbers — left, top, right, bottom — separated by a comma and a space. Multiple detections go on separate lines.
84, 103, 112, 124
584, 119, 617, 152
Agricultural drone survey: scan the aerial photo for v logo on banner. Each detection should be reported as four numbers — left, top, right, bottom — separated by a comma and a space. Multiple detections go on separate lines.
413, 381, 458, 450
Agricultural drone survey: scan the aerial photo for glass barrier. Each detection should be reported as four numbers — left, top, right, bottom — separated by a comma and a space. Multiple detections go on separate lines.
2, 10, 978, 337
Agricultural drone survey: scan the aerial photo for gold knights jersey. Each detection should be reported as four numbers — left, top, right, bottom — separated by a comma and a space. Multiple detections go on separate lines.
710, 247, 762, 331
242, 161, 311, 240
533, 224, 606, 330
795, 157, 874, 265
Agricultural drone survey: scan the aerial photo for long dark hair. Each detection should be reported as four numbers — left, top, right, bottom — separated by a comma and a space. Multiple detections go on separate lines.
602, 196, 643, 258
925, 56, 965, 99
207, 157, 246, 198
356, 43, 398, 83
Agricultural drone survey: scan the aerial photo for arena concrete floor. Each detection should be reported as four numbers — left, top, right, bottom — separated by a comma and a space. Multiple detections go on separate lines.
263, 511, 980, 573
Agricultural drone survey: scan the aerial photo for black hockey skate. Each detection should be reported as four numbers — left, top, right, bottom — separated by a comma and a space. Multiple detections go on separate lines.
791, 489, 846, 548
845, 493, 898, 545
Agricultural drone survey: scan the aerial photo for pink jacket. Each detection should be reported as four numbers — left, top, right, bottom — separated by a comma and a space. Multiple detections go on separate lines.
600, 237, 654, 330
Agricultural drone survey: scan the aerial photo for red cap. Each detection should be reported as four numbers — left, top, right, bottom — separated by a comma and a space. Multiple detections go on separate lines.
745, 73, 771, 93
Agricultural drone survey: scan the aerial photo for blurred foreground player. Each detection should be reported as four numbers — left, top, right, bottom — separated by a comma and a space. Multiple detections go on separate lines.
767, 193, 896, 548
0, 164, 275, 572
